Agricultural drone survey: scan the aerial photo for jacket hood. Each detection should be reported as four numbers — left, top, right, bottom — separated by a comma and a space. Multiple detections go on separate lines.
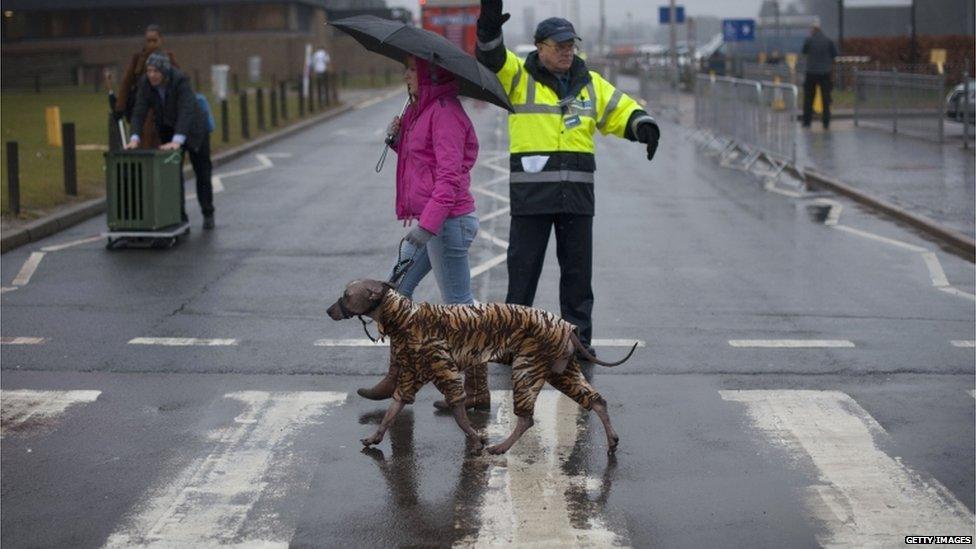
405, 58, 459, 120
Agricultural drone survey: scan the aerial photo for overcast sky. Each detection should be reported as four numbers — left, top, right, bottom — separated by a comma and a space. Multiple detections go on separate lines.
387, 0, 767, 27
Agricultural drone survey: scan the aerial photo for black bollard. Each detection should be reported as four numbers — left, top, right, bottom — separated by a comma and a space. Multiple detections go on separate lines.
279, 81, 288, 120
308, 82, 315, 114
221, 98, 229, 143
256, 88, 265, 132
6, 141, 19, 215
323, 73, 331, 106
299, 90, 305, 118
270, 89, 278, 127
239, 91, 250, 140
62, 123, 77, 196
232, 72, 239, 94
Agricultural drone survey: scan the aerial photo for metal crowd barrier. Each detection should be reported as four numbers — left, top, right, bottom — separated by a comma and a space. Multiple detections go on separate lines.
694, 74, 798, 175
637, 64, 682, 119
853, 69, 947, 143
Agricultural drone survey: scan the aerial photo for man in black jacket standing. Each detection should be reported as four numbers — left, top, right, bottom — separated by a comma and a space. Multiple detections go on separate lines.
801, 25, 838, 129
126, 52, 215, 229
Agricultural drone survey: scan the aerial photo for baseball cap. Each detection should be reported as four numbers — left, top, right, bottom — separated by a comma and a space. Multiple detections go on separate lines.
534, 17, 580, 44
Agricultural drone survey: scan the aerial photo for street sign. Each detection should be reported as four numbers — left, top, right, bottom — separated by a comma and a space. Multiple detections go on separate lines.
722, 19, 755, 42
659, 6, 685, 24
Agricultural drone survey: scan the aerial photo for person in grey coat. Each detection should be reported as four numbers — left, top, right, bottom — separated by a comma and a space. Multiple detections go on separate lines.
126, 52, 215, 229
801, 25, 838, 129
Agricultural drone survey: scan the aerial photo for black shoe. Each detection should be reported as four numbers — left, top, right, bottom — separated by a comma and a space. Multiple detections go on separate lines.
203, 215, 215, 230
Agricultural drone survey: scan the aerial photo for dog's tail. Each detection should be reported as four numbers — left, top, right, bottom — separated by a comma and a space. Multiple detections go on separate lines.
570, 331, 638, 367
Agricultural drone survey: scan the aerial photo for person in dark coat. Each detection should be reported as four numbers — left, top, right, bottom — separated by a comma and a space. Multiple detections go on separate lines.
116, 24, 179, 149
801, 25, 838, 129
126, 52, 215, 229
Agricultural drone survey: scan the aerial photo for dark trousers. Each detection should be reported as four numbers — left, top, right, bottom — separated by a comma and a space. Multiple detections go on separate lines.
802, 72, 833, 127
161, 129, 214, 220
505, 214, 594, 347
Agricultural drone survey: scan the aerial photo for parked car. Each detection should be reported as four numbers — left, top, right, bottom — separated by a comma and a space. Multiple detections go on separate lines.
945, 79, 975, 124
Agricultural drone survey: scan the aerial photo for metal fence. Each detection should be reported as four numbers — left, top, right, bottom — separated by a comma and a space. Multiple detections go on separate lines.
637, 64, 683, 119
853, 70, 947, 142
694, 74, 799, 173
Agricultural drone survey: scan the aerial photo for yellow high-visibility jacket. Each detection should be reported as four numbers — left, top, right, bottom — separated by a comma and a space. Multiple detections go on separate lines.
478, 40, 656, 215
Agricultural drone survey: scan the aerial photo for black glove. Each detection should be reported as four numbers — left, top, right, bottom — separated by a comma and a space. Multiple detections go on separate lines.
478, 0, 510, 42
637, 122, 660, 161
405, 226, 434, 248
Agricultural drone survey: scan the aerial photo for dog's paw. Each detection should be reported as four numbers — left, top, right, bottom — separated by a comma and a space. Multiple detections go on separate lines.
486, 444, 508, 455
361, 435, 381, 447
607, 435, 619, 455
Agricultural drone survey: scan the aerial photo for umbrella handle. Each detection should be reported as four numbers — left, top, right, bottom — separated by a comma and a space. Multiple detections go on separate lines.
374, 96, 411, 174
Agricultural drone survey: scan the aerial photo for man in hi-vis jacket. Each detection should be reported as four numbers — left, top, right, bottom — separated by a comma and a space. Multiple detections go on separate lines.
477, 0, 660, 357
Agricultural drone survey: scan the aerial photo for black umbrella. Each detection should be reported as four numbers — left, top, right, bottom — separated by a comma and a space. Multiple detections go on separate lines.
329, 15, 514, 113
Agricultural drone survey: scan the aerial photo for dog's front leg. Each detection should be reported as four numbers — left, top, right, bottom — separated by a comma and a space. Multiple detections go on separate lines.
361, 399, 405, 447
487, 415, 534, 455
451, 404, 487, 455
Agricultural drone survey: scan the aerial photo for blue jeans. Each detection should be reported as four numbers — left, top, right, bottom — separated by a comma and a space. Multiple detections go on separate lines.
394, 214, 479, 304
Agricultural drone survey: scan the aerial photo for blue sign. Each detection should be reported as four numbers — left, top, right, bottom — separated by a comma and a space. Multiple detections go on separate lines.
658, 6, 685, 24
722, 19, 756, 42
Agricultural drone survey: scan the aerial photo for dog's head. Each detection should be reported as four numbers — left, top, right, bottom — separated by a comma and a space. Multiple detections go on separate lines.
327, 279, 395, 321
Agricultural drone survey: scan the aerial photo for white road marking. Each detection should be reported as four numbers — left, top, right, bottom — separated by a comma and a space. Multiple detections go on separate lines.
480, 174, 509, 187
0, 337, 47, 345
951, 340, 975, 348
720, 390, 976, 547
471, 186, 510, 203
480, 162, 511, 176
104, 391, 346, 548
921, 252, 950, 287
314, 338, 389, 347
479, 207, 510, 222
592, 339, 646, 348
40, 235, 103, 252
763, 180, 804, 198
938, 287, 976, 301
128, 337, 238, 346
728, 339, 855, 348
1, 389, 101, 436
831, 224, 928, 252
456, 390, 628, 547
478, 231, 509, 249
12, 252, 45, 286
1, 286, 17, 294
470, 253, 508, 278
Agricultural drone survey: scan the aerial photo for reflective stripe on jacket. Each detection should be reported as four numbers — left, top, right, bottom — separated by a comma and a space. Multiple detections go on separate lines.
484, 47, 645, 215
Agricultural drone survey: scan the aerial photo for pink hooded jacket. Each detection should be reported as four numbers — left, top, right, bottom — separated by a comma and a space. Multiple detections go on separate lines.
394, 58, 478, 234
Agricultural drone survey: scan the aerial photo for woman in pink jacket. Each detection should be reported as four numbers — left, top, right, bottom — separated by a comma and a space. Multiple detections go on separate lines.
357, 56, 488, 411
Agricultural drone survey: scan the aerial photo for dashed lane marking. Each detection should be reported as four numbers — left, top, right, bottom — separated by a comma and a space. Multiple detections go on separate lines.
950, 340, 975, 348
0, 337, 47, 345
313, 338, 644, 348
728, 339, 855, 348
720, 390, 975, 547
128, 338, 238, 347
40, 235, 104, 252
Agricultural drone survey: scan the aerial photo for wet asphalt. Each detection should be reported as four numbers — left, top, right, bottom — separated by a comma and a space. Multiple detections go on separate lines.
1, 90, 974, 548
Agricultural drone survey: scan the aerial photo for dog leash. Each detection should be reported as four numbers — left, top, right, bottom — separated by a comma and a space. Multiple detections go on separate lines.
358, 237, 420, 343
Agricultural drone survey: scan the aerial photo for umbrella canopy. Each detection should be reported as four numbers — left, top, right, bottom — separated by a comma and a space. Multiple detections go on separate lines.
329, 15, 514, 113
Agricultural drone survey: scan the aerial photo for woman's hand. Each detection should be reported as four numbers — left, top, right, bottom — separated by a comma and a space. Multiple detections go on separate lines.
388, 115, 401, 137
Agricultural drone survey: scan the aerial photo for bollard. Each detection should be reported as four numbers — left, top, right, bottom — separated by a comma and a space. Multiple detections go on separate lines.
6, 141, 20, 215
308, 83, 315, 114
45, 106, 62, 147
256, 88, 266, 132
221, 98, 229, 143
279, 81, 288, 120
62, 123, 77, 196
299, 90, 305, 118
270, 89, 278, 127
239, 91, 250, 140
964, 73, 971, 150
232, 72, 239, 93
323, 73, 331, 106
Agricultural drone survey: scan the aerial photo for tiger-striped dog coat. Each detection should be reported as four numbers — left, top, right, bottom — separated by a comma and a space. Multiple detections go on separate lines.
376, 291, 605, 417
327, 279, 624, 455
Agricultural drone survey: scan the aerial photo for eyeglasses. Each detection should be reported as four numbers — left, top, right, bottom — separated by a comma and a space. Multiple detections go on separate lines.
541, 41, 579, 54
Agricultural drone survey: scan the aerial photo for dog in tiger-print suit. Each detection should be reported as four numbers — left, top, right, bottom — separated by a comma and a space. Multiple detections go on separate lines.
326, 279, 637, 456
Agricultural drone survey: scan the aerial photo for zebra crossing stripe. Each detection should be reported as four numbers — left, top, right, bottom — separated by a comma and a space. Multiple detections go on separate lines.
104, 391, 346, 548
950, 340, 975, 348
719, 390, 975, 547
0, 389, 101, 436
456, 390, 628, 547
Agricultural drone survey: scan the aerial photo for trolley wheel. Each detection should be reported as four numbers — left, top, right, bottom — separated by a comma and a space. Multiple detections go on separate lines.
105, 237, 116, 250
